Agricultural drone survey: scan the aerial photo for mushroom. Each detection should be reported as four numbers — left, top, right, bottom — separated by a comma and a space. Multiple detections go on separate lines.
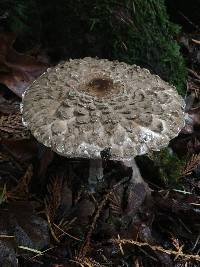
21, 57, 185, 190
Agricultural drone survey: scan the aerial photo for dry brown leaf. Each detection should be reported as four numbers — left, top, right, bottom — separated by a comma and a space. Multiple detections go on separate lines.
0, 32, 49, 97
1, 138, 38, 162
0, 96, 20, 115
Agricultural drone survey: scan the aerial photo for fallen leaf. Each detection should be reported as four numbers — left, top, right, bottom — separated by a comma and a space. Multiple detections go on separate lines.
0, 32, 50, 97
0, 201, 49, 265
1, 138, 38, 162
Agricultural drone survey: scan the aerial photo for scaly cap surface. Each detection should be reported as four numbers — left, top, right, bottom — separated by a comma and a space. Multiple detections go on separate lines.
22, 57, 185, 160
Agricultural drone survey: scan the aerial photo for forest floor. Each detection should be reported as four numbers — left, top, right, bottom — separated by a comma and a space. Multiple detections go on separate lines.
0, 8, 200, 267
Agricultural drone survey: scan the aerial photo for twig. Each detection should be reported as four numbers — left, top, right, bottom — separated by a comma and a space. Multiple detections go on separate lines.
179, 12, 199, 30
46, 212, 60, 243
0, 235, 14, 238
30, 247, 54, 260
138, 247, 158, 262
178, 218, 192, 234
111, 238, 200, 261
117, 234, 124, 255
53, 222, 82, 241
172, 189, 192, 195
188, 69, 200, 82
78, 178, 129, 257
72, 256, 106, 267
192, 233, 200, 251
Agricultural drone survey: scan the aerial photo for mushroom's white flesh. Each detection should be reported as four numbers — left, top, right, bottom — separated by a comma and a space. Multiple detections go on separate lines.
88, 159, 103, 190
123, 158, 150, 193
88, 157, 149, 193
123, 158, 143, 184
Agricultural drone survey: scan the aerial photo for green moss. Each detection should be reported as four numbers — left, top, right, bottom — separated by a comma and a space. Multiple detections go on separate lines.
37, 0, 187, 93
110, 0, 187, 94
2, 0, 187, 94
147, 148, 185, 187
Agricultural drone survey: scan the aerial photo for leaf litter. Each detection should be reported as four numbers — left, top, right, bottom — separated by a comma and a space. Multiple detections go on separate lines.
0, 21, 200, 267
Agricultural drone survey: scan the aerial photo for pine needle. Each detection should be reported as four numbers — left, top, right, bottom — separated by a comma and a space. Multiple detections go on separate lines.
181, 154, 200, 177
18, 246, 43, 255
53, 222, 82, 241
45, 175, 63, 221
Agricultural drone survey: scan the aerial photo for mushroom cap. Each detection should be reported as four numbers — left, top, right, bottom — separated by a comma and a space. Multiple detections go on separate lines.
22, 57, 185, 161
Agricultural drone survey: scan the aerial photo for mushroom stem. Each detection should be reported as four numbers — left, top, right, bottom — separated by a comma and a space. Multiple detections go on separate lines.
123, 158, 150, 192
88, 159, 103, 189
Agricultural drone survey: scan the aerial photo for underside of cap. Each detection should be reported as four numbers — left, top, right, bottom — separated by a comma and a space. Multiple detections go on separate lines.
22, 57, 185, 161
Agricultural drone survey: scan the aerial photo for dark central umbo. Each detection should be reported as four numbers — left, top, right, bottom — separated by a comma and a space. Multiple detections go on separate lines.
88, 78, 113, 93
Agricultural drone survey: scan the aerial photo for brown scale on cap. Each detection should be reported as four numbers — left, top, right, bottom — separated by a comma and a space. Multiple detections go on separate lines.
83, 77, 120, 97
21, 57, 185, 160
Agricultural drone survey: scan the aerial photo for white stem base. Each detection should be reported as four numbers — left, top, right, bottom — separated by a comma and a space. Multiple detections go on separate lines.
123, 158, 150, 193
123, 158, 143, 184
